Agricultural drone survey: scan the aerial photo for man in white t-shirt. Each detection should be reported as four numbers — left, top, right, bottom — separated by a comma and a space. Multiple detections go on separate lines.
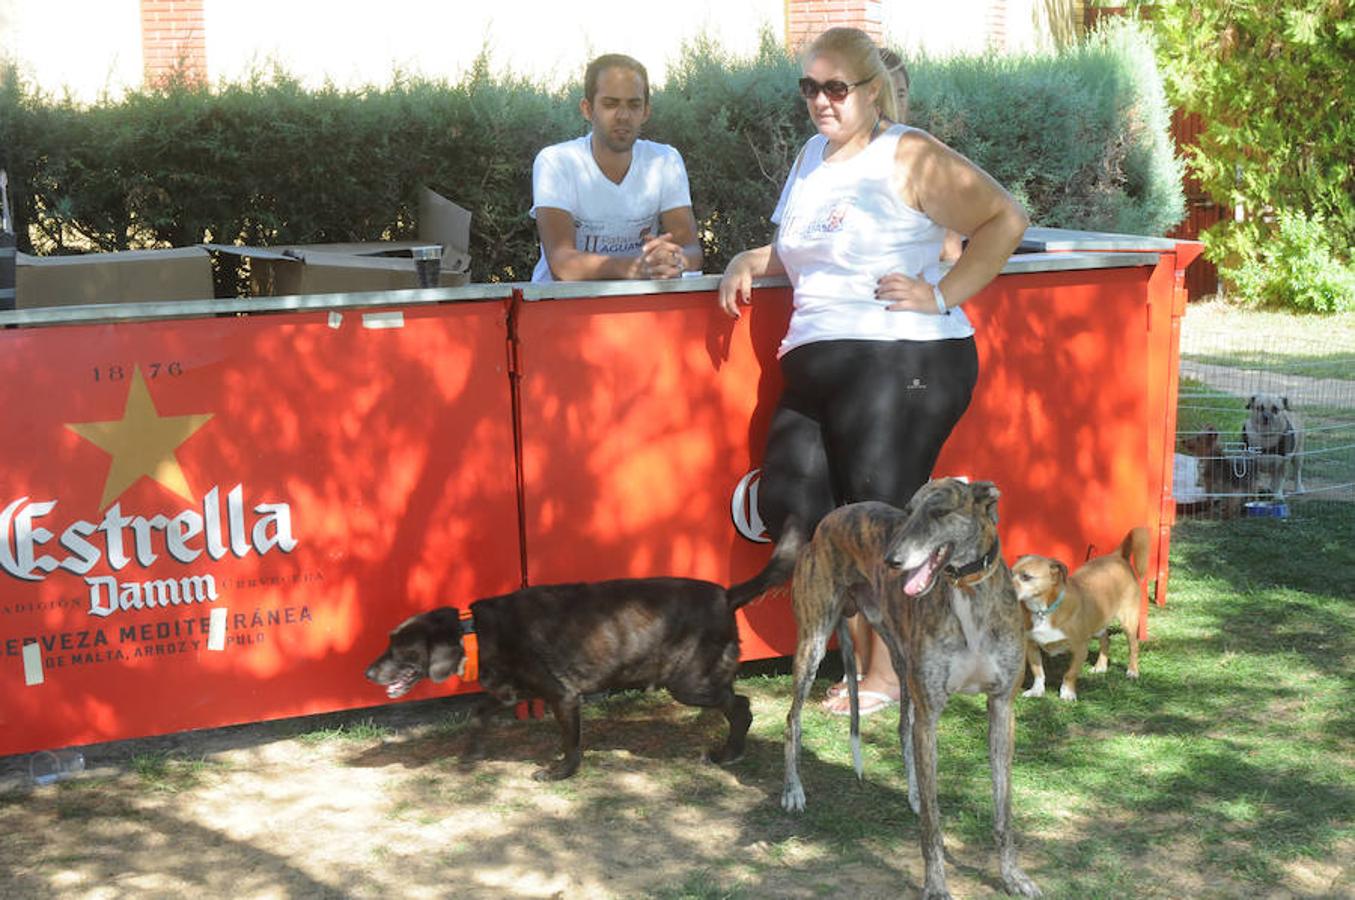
530, 54, 703, 283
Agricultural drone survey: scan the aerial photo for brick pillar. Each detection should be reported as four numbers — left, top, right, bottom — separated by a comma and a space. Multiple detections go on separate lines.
140, 0, 207, 86
785, 0, 886, 54
986, 0, 1009, 53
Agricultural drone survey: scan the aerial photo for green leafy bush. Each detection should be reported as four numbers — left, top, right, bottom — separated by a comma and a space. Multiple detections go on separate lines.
0, 27, 1185, 287
1223, 212, 1355, 313
1132, 0, 1355, 310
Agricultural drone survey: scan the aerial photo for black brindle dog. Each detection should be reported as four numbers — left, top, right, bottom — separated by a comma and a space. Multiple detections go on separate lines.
365, 536, 800, 781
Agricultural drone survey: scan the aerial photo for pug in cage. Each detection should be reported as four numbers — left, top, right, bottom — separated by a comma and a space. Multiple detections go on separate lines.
1242, 393, 1305, 499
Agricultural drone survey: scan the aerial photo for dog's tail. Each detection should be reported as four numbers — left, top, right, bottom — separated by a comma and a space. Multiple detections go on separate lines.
1121, 526, 1150, 581
726, 521, 805, 610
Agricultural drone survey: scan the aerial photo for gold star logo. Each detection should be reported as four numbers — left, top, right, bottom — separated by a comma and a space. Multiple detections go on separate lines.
66, 366, 213, 510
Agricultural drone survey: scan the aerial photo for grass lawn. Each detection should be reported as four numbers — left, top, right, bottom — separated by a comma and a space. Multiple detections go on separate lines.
1181, 301, 1355, 379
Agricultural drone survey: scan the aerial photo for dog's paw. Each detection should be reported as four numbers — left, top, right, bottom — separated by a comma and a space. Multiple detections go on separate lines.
706, 745, 744, 766
1021, 685, 1045, 699
1002, 867, 1042, 897
532, 756, 580, 782
1091, 661, 1109, 674
781, 781, 807, 813
1058, 684, 1078, 701
1126, 669, 1140, 680
532, 765, 574, 782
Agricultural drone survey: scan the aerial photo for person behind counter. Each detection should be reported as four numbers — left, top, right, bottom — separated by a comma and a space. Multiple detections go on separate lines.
530, 53, 703, 283
879, 48, 965, 265
719, 27, 1029, 717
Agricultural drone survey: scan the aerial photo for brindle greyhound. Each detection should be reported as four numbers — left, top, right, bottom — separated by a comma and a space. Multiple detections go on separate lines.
781, 478, 1040, 899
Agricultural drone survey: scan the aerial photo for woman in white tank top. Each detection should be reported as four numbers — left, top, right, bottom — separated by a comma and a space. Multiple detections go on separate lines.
718, 31, 1026, 332
718, 27, 1028, 715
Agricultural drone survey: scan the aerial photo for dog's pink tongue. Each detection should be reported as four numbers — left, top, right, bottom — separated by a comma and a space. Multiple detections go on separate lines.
904, 559, 937, 597
386, 676, 415, 699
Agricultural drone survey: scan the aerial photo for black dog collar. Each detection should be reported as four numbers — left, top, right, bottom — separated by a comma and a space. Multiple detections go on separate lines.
947, 536, 1001, 586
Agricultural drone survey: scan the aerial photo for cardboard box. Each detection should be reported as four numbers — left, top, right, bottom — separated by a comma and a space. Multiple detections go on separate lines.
10, 188, 472, 309
210, 187, 473, 297
220, 246, 470, 297
15, 246, 215, 309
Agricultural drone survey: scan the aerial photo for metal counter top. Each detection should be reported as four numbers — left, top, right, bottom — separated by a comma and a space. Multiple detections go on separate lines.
1019, 226, 1181, 253
0, 242, 1165, 329
0, 283, 514, 329
519, 250, 1162, 301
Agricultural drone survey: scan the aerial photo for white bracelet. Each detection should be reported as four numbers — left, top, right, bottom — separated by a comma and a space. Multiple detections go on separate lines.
932, 283, 949, 315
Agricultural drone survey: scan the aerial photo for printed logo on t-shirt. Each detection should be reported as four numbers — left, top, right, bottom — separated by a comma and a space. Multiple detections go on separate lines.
575, 217, 657, 256
783, 198, 856, 241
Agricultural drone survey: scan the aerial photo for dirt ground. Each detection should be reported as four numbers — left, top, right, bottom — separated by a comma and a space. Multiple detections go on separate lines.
0, 686, 923, 899
0, 682, 1348, 899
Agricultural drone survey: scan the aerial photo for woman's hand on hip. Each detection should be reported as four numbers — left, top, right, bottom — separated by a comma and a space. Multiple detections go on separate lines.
876, 272, 941, 313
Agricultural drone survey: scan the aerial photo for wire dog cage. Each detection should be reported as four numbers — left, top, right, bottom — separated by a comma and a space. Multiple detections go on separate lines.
1174, 309, 1355, 522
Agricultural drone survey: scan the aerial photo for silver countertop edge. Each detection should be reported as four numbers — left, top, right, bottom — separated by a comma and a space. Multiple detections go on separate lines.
520, 274, 724, 300
1021, 226, 1181, 252
1001, 250, 1161, 274
520, 251, 1162, 300
0, 250, 1161, 328
0, 284, 515, 328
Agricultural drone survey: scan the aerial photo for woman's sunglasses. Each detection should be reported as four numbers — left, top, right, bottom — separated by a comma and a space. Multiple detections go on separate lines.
798, 75, 874, 102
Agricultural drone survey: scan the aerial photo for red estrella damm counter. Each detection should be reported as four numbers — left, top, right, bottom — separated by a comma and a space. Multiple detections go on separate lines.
0, 229, 1199, 757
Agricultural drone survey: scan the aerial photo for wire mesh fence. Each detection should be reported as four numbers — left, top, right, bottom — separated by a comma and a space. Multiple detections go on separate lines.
1174, 311, 1355, 522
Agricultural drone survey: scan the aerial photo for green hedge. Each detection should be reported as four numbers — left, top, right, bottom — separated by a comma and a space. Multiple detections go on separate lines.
0, 23, 1182, 288
907, 21, 1184, 237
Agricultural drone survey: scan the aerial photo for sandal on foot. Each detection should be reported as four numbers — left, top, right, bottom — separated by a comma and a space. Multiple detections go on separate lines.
825, 689, 898, 717
824, 673, 864, 701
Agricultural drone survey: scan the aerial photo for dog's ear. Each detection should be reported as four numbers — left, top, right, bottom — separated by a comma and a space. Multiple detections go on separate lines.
425, 608, 466, 683
1054, 560, 1069, 583
970, 481, 1001, 524
1281, 396, 1290, 411
428, 641, 464, 683
1247, 395, 1257, 410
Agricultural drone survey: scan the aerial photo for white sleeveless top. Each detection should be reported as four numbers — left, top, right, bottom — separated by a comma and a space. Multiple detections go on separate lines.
772, 124, 974, 357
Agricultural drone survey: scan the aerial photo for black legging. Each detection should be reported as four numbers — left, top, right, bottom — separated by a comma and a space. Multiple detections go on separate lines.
757, 337, 979, 541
